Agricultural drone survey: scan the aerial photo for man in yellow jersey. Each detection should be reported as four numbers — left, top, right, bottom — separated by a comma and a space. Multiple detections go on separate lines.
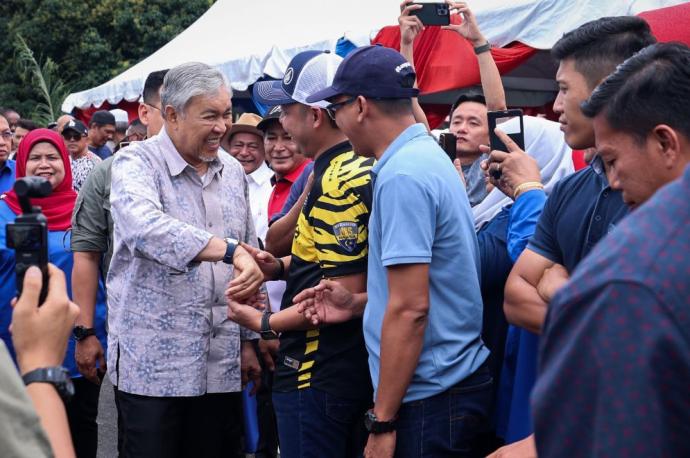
227, 50, 374, 458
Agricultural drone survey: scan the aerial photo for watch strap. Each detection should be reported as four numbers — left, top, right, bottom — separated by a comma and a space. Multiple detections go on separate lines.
223, 238, 239, 264
365, 409, 397, 434
22, 367, 74, 401
474, 41, 491, 55
73, 325, 96, 341
260, 311, 279, 340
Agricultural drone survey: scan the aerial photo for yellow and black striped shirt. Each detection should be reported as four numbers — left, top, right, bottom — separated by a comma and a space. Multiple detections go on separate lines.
274, 141, 374, 400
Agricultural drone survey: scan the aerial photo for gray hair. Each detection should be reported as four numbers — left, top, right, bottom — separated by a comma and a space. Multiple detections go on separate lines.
160, 62, 231, 117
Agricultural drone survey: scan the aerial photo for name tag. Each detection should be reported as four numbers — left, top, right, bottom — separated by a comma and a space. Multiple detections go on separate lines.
283, 356, 301, 370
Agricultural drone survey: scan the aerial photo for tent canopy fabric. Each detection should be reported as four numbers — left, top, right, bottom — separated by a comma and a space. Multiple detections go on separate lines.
62, 0, 689, 113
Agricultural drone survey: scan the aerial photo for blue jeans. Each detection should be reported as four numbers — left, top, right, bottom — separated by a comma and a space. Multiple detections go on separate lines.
272, 387, 370, 458
395, 364, 493, 458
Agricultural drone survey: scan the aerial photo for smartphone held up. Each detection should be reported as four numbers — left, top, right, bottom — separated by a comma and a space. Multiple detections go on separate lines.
410, 2, 451, 26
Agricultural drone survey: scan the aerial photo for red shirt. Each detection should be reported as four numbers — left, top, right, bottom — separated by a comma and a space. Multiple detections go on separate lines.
267, 160, 311, 219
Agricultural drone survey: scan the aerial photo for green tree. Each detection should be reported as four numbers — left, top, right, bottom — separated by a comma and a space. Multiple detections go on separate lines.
0, 0, 214, 122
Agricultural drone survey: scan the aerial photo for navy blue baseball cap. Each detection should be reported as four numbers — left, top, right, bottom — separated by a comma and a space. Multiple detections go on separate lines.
306, 45, 419, 104
253, 50, 343, 108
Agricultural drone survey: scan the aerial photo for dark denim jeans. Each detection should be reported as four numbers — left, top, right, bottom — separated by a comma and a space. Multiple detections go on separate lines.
272, 387, 371, 458
395, 363, 494, 458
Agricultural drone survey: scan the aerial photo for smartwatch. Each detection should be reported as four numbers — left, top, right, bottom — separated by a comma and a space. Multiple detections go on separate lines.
364, 409, 397, 434
474, 41, 491, 55
260, 311, 279, 340
223, 238, 240, 264
22, 367, 75, 401
73, 325, 96, 342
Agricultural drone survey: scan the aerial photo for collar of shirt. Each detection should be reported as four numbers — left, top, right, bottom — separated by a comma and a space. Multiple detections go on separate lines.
589, 154, 613, 191
159, 127, 224, 179
371, 123, 428, 178
247, 161, 274, 186
0, 159, 14, 174
270, 159, 311, 186
313, 141, 352, 178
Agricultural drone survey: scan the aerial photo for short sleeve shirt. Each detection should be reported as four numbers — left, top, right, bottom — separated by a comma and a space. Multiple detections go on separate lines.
527, 157, 628, 272
273, 141, 374, 401
533, 165, 690, 458
71, 152, 102, 192
364, 124, 489, 403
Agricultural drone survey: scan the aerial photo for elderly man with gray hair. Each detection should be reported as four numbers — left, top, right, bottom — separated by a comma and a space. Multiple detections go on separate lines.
109, 62, 264, 457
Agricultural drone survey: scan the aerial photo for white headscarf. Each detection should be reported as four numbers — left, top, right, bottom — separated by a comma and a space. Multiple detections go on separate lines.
472, 115, 574, 230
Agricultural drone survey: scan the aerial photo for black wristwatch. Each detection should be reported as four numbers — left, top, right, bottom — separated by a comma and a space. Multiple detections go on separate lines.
22, 367, 75, 401
260, 311, 279, 340
223, 237, 239, 264
364, 409, 397, 434
73, 325, 96, 341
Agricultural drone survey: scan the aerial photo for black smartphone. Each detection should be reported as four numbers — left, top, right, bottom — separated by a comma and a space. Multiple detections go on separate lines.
410, 2, 450, 26
439, 132, 456, 161
487, 109, 524, 179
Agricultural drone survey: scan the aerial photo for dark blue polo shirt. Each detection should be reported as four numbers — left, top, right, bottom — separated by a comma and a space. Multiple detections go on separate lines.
533, 165, 690, 457
527, 156, 628, 272
0, 160, 16, 194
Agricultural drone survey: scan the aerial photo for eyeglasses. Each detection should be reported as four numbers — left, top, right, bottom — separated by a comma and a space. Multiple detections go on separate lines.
1, 130, 12, 141
325, 96, 358, 121
62, 133, 84, 141
145, 103, 161, 112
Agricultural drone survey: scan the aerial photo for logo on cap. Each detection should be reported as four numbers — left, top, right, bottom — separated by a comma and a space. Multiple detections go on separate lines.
283, 68, 294, 86
395, 62, 412, 73
268, 106, 282, 115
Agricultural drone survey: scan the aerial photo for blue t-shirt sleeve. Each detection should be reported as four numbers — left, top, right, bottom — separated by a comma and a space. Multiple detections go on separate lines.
269, 162, 314, 225
526, 182, 563, 264
508, 189, 547, 263
378, 174, 433, 266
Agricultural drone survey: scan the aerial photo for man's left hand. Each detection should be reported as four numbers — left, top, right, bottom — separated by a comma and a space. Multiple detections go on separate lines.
536, 263, 570, 303
241, 341, 262, 395
226, 245, 264, 300
364, 432, 396, 458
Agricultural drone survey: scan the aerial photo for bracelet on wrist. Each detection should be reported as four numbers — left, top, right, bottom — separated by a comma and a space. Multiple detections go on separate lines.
474, 41, 491, 55
513, 181, 544, 199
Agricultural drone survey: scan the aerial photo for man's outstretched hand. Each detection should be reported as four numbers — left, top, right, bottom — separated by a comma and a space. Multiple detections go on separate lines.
293, 279, 358, 326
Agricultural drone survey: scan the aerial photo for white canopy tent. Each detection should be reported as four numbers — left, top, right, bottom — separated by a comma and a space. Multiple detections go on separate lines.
62, 0, 687, 112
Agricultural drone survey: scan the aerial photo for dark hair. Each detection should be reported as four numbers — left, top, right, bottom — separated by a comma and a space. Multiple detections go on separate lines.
449, 93, 486, 119
16, 119, 38, 131
581, 42, 690, 143
551, 16, 656, 89
369, 98, 413, 117
143, 69, 169, 105
0, 107, 19, 117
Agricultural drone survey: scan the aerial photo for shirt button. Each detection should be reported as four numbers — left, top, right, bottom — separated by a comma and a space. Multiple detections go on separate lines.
208, 222, 213, 227
595, 215, 602, 222
603, 191, 609, 198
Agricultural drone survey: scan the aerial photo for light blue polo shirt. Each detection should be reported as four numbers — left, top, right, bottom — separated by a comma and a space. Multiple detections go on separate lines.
363, 123, 489, 403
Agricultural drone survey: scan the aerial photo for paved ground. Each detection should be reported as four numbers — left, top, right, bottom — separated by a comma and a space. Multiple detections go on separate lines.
96, 377, 118, 458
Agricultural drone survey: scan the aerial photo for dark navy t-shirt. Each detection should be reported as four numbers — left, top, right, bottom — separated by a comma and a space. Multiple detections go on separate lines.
527, 157, 628, 272
533, 165, 690, 457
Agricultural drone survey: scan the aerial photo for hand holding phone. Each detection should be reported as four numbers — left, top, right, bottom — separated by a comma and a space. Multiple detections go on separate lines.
487, 110, 525, 178
410, 2, 450, 26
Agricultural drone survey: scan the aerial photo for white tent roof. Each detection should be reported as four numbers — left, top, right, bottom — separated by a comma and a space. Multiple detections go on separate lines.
62, 0, 686, 112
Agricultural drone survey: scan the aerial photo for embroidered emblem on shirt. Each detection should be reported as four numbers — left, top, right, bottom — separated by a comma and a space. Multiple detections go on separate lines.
333, 221, 358, 253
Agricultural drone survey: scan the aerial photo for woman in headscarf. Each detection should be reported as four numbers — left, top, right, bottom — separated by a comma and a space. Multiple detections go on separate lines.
0, 128, 107, 458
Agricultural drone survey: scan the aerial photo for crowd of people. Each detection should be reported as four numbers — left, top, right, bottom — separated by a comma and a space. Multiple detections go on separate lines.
1, 1, 689, 457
